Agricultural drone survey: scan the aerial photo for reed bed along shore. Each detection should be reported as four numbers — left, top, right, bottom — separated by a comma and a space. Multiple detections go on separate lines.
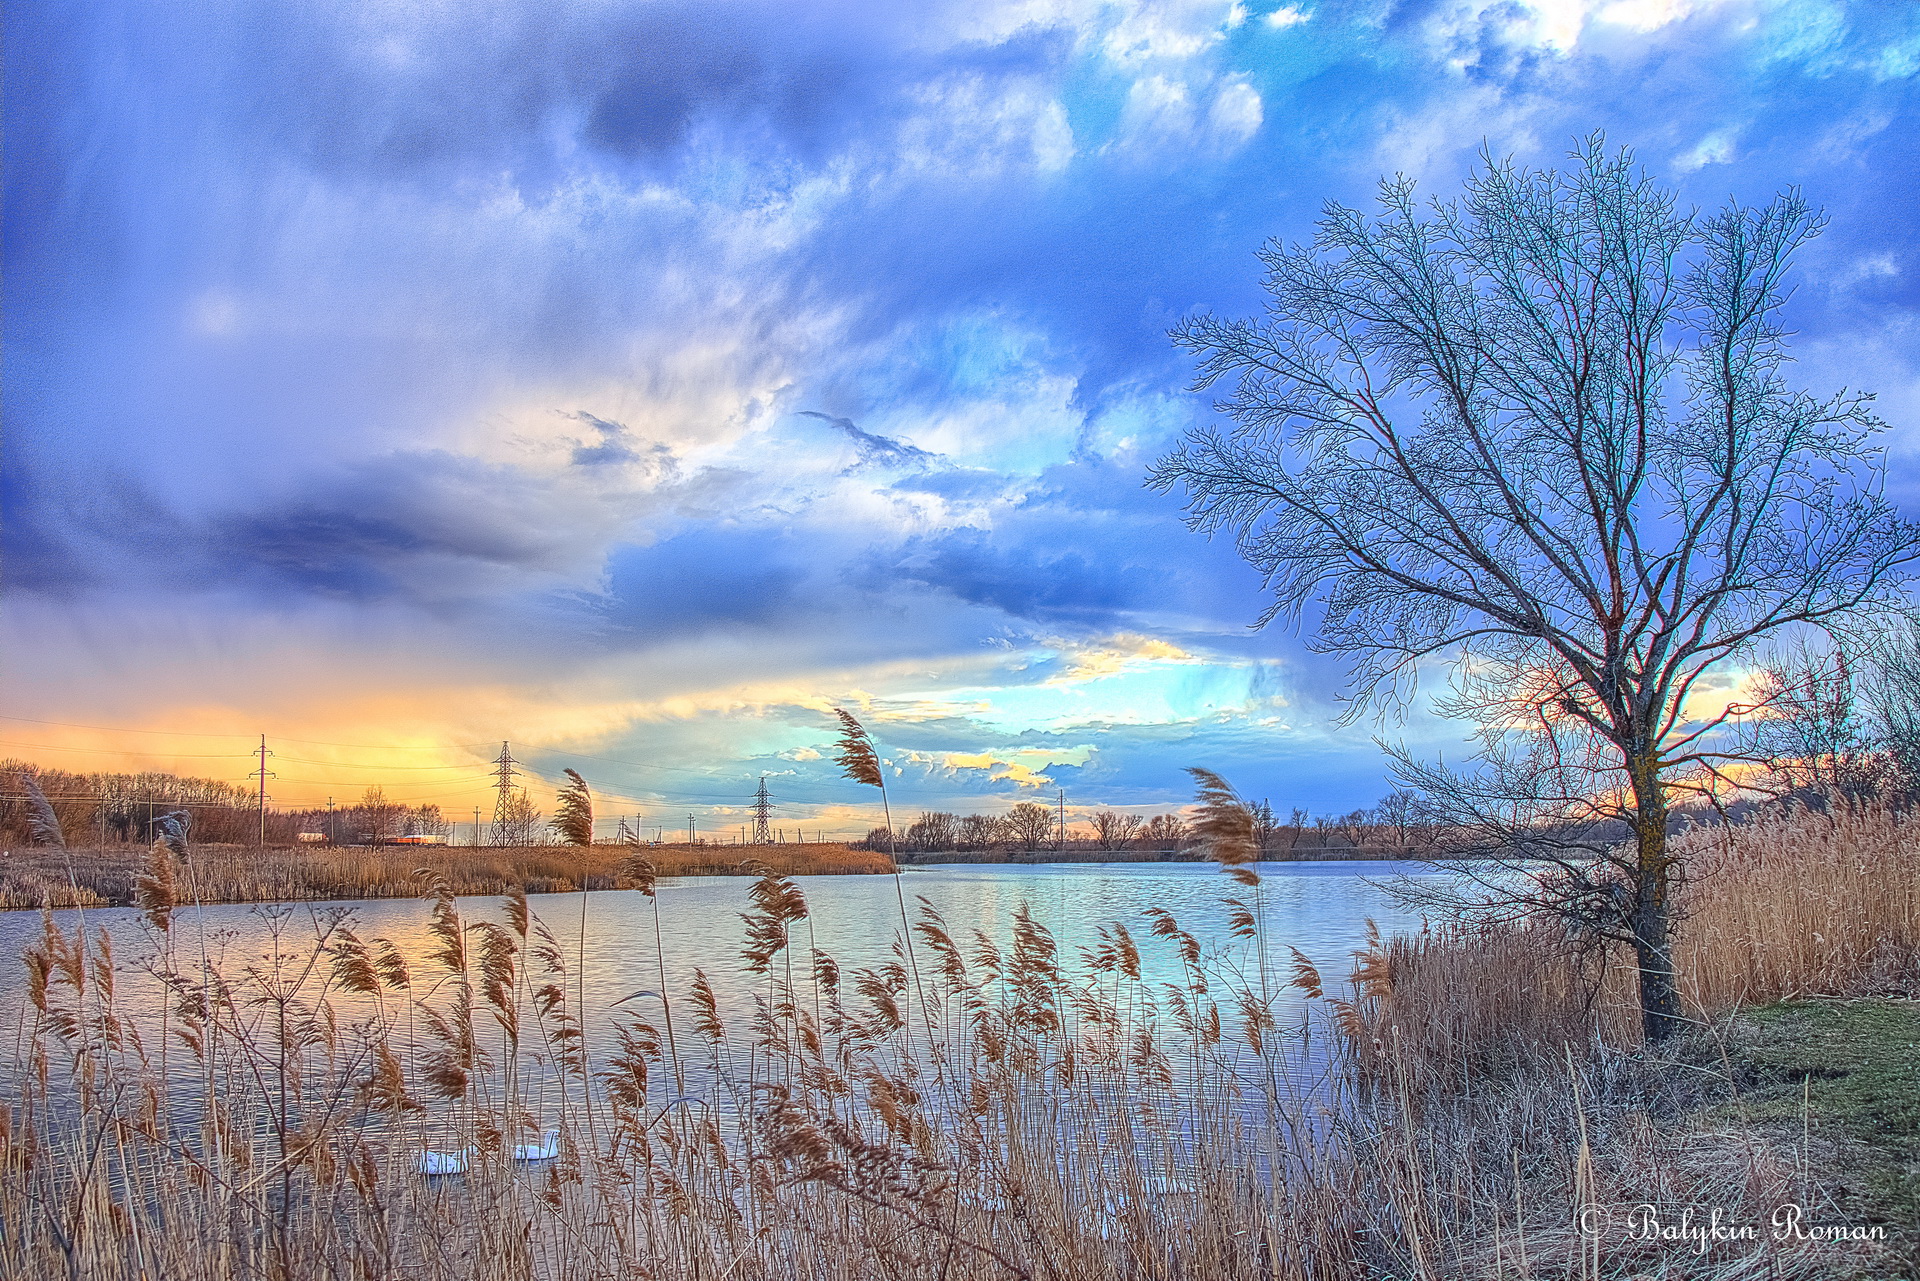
0, 841, 892, 910
2, 805, 1915, 1280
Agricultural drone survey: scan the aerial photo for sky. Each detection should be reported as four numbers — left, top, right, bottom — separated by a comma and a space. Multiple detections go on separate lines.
4, 0, 1918, 838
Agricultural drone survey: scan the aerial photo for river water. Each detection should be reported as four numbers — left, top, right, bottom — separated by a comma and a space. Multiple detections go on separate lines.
1, 861, 1447, 1040
0, 861, 1455, 1148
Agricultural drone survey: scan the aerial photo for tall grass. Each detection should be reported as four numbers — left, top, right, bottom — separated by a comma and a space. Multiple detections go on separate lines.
0, 842, 892, 910
1, 804, 1913, 1279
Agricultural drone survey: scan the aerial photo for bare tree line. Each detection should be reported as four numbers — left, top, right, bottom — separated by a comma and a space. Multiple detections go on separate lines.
0, 764, 457, 848
859, 790, 1435, 860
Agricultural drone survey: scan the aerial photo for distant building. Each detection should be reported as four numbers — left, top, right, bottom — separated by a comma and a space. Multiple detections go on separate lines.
296, 832, 328, 844
391, 833, 449, 846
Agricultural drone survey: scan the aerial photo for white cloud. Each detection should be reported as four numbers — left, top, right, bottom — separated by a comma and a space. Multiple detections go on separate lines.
1674, 128, 1740, 171
1117, 72, 1265, 154
1264, 5, 1309, 29
1424, 0, 1732, 58
896, 77, 1078, 176
1206, 76, 1265, 143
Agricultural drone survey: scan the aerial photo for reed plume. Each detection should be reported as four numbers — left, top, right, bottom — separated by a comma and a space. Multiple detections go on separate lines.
2, 805, 1914, 1281
20, 772, 65, 848
554, 769, 594, 847
831, 708, 884, 788
1185, 767, 1258, 868
831, 708, 933, 1054
132, 836, 178, 933
153, 809, 192, 856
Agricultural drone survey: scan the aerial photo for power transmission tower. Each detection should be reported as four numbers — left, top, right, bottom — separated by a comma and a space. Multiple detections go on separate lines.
751, 776, 774, 844
250, 735, 275, 847
490, 742, 516, 846
1057, 787, 1066, 852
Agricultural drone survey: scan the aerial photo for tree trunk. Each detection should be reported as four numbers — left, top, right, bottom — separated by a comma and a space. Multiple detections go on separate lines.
1629, 752, 1681, 1042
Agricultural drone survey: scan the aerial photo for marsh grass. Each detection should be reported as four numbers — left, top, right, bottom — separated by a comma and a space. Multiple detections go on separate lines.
0, 842, 891, 910
1, 805, 1914, 1280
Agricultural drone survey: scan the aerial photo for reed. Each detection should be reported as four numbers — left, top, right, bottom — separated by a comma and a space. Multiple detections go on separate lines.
0, 804, 1912, 1279
0, 842, 891, 910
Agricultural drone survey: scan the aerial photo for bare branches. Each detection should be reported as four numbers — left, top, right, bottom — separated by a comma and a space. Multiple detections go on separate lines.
1154, 137, 1919, 1040
1153, 138, 1917, 738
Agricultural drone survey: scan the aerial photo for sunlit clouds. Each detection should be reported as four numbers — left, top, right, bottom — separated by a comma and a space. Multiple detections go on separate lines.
6, 0, 1916, 829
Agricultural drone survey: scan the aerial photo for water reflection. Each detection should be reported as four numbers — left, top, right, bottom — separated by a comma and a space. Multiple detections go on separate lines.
1, 860, 1453, 1143
2, 861, 1447, 1048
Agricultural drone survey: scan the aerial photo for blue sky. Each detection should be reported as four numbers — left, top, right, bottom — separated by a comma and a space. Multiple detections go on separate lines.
5, 0, 1918, 833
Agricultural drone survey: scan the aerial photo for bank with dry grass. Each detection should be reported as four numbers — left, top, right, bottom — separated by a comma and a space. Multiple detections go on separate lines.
0, 841, 892, 910
1, 804, 1914, 1279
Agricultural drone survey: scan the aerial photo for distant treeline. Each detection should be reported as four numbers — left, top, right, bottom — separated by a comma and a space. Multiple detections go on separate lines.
857, 793, 1434, 861
0, 762, 453, 848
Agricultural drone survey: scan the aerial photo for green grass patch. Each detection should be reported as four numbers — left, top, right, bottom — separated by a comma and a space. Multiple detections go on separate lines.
1725, 998, 1920, 1249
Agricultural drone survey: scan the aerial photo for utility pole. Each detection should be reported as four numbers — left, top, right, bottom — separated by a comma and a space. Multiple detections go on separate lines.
250, 735, 275, 848
490, 742, 516, 846
472, 806, 482, 847
326, 796, 335, 844
1057, 787, 1066, 852
751, 776, 774, 844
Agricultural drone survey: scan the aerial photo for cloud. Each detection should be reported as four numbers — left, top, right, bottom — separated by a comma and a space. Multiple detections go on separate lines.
6, 0, 1917, 823
795, 410, 941, 470
944, 745, 1094, 787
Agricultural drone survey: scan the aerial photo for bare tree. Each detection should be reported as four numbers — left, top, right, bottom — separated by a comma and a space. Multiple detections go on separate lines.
957, 813, 1000, 851
1746, 624, 1920, 802
1138, 813, 1188, 853
1334, 808, 1372, 853
1001, 803, 1056, 853
359, 785, 403, 846
1372, 790, 1423, 856
494, 789, 542, 847
1151, 138, 1918, 1040
1089, 810, 1145, 851
1745, 642, 1884, 801
904, 811, 960, 853
1272, 806, 1310, 859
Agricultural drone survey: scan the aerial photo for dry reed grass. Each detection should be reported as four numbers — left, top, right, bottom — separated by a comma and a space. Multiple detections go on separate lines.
0, 805, 1912, 1280
0, 841, 891, 910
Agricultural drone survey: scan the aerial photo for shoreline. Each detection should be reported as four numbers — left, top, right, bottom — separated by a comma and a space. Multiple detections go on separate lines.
0, 840, 893, 911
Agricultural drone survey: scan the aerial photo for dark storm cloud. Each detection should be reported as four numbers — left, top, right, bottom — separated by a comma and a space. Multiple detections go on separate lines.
796, 410, 940, 470
863, 529, 1147, 621
600, 529, 812, 638
194, 451, 643, 600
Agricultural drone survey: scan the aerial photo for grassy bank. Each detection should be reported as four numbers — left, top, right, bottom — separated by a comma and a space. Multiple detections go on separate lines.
1, 804, 1914, 1279
0, 841, 893, 910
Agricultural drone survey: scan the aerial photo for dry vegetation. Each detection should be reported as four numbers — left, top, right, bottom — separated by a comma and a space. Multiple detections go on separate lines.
0, 841, 891, 910
2, 805, 1915, 1280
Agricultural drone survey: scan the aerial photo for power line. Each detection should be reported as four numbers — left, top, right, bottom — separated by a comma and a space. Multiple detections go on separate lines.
0, 739, 253, 759
0, 715, 503, 751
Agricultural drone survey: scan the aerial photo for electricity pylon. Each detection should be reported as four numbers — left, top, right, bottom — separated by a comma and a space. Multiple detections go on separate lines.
751, 776, 774, 844
490, 742, 516, 846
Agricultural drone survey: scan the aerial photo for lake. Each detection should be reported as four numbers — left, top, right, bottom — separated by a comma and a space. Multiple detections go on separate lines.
0, 860, 1455, 1139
